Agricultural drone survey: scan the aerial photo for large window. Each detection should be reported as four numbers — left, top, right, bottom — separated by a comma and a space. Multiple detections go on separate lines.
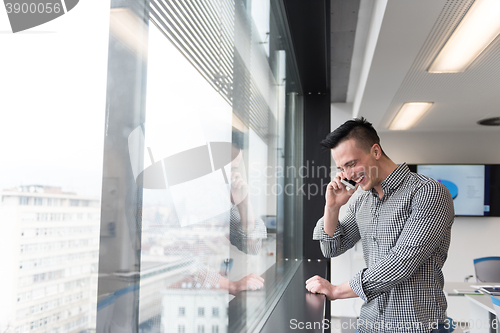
97, 0, 304, 332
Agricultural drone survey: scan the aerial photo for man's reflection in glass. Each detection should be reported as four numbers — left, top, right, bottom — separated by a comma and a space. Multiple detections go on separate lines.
215, 128, 267, 293
139, 127, 267, 333
157, 128, 267, 295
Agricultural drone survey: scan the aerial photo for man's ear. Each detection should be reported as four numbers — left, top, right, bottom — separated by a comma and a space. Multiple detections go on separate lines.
372, 144, 381, 160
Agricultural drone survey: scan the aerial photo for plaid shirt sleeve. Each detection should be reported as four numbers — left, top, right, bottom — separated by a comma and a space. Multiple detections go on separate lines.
313, 199, 361, 258
230, 204, 267, 255
349, 181, 454, 303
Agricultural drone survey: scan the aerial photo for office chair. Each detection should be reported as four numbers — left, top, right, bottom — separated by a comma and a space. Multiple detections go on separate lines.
473, 257, 500, 283
446, 317, 456, 333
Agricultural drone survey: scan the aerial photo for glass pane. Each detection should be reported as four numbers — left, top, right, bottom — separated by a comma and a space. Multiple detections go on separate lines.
98, 0, 303, 332
0, 15, 107, 333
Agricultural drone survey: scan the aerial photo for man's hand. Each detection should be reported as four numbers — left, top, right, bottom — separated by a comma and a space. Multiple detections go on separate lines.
229, 273, 264, 295
230, 171, 248, 206
306, 277, 358, 300
323, 173, 358, 236
305, 275, 335, 300
325, 173, 357, 209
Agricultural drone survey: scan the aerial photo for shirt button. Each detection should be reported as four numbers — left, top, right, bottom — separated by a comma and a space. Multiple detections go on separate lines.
379, 309, 383, 315
372, 237, 376, 242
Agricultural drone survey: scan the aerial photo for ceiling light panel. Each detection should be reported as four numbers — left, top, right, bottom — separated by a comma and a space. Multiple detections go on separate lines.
389, 102, 433, 130
428, 0, 500, 73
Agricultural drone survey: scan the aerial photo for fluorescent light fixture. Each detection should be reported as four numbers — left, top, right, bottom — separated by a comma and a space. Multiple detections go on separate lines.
389, 102, 433, 130
428, 0, 500, 73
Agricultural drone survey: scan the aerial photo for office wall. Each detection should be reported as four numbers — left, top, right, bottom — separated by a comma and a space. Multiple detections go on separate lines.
380, 130, 500, 283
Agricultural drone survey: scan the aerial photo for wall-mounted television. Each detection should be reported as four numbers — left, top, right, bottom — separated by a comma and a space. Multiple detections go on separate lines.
407, 164, 500, 217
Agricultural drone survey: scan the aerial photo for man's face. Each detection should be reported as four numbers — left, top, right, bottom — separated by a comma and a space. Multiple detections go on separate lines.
331, 138, 379, 191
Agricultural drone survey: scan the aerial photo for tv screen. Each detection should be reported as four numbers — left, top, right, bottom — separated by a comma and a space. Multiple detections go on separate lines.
408, 164, 500, 217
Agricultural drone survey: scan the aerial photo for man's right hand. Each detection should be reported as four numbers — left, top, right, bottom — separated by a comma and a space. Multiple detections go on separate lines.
325, 173, 357, 209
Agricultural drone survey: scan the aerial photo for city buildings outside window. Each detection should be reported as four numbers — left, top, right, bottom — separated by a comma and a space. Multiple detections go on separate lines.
0, 187, 100, 333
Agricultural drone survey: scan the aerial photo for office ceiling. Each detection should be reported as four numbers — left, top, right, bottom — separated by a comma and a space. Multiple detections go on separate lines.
330, 0, 360, 102
337, 0, 500, 132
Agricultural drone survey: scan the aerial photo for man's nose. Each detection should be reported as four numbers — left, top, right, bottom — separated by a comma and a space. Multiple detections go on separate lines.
345, 168, 355, 180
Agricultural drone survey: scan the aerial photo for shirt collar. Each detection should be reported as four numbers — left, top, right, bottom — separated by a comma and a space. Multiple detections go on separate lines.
370, 163, 410, 196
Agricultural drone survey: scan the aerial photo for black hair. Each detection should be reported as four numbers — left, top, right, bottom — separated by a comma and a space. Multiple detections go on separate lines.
320, 117, 386, 156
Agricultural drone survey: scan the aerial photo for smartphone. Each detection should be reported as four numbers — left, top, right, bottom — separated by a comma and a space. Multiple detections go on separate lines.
340, 178, 356, 190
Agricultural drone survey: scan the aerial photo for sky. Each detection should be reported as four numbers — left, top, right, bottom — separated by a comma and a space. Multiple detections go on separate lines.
0, 0, 272, 200
0, 0, 111, 197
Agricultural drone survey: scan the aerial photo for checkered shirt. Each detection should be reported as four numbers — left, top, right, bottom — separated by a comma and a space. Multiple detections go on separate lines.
313, 163, 455, 333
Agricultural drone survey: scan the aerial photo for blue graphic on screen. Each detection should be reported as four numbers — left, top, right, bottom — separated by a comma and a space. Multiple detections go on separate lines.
437, 180, 458, 199
417, 165, 485, 216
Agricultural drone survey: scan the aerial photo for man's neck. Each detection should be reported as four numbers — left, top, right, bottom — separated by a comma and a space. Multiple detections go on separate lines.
373, 157, 398, 199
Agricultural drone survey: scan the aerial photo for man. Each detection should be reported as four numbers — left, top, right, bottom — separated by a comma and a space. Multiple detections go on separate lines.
305, 118, 454, 333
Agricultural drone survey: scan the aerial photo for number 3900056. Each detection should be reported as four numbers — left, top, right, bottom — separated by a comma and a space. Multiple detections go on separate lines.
5, 2, 62, 14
